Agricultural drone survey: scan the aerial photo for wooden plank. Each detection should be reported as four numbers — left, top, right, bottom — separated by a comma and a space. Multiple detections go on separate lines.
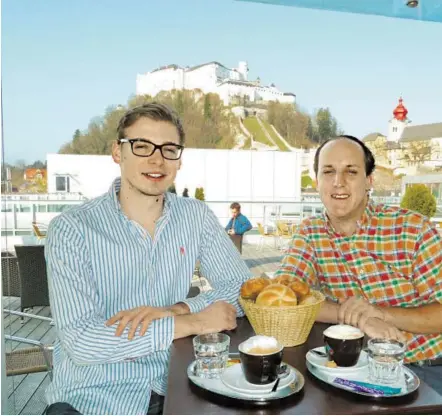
5, 307, 47, 338
242, 244, 282, 276
2, 296, 21, 311
7, 374, 26, 397
10, 313, 54, 351
6, 307, 51, 350
9, 372, 48, 415
3, 306, 47, 331
20, 374, 50, 415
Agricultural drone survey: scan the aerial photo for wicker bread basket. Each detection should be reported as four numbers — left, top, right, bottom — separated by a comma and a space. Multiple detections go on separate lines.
239, 290, 325, 347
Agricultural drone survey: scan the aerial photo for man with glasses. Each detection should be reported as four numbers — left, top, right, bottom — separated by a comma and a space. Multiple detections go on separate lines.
44, 103, 252, 415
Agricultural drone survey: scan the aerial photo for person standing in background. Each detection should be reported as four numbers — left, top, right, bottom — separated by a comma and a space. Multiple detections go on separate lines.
225, 202, 252, 236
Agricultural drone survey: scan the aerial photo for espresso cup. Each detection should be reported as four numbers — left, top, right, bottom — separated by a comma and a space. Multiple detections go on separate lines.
238, 335, 283, 385
323, 324, 364, 367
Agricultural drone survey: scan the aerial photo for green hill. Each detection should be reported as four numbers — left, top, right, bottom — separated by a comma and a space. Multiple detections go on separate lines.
242, 117, 273, 147
261, 119, 290, 151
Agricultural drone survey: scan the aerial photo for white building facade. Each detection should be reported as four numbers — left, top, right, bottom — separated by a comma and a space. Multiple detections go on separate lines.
363, 97, 442, 172
46, 149, 303, 225
136, 61, 296, 106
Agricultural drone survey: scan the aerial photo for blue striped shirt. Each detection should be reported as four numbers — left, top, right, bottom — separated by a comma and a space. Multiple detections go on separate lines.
45, 178, 252, 414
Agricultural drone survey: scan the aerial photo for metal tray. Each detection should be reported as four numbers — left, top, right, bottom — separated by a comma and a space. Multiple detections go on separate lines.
307, 361, 420, 398
187, 353, 304, 405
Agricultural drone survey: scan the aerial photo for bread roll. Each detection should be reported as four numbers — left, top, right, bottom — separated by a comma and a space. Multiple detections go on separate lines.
240, 277, 271, 300
255, 284, 298, 307
273, 274, 294, 286
298, 294, 317, 306
289, 279, 310, 298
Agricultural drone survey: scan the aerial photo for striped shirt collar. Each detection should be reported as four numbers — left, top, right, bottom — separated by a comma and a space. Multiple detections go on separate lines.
108, 177, 174, 216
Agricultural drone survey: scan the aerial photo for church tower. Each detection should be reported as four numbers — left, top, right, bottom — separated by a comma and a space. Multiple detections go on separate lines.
387, 97, 410, 142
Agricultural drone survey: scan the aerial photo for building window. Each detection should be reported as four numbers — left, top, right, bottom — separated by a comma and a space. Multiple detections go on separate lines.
56, 176, 70, 192
393, 127, 397, 132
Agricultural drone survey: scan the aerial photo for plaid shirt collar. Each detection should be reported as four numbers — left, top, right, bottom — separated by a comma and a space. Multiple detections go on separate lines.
322, 199, 376, 237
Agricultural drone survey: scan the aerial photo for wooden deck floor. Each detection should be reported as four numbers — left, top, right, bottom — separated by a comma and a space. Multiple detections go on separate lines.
3, 297, 54, 415
3, 243, 283, 414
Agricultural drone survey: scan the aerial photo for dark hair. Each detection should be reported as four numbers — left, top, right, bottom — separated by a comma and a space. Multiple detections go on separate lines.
117, 102, 185, 145
230, 202, 241, 211
313, 135, 375, 177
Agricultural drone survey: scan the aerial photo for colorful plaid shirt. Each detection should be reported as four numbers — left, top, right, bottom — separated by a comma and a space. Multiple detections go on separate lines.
276, 201, 442, 362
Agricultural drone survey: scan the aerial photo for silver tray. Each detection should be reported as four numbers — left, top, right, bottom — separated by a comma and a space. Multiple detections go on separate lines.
187, 353, 304, 404
307, 361, 420, 398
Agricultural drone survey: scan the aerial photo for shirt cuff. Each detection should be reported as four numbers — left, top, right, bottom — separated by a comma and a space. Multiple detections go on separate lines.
151, 316, 175, 352
182, 296, 209, 314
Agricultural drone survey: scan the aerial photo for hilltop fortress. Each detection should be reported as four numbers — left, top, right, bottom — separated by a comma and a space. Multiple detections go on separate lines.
136, 60, 296, 106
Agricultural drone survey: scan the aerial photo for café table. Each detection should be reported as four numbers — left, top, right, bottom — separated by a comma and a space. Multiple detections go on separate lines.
164, 318, 442, 414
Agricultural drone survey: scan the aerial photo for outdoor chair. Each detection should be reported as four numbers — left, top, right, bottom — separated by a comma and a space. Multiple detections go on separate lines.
4, 311, 54, 380
14, 245, 50, 314
32, 222, 47, 240
1, 251, 21, 297
275, 220, 293, 252
275, 220, 291, 237
256, 223, 279, 251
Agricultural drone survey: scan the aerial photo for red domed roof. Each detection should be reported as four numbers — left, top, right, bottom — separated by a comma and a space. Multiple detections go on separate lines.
393, 97, 408, 121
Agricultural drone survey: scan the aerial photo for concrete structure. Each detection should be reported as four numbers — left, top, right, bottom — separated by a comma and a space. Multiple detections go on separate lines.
136, 61, 296, 106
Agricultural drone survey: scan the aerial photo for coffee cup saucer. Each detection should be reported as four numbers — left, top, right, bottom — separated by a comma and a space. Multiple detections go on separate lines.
306, 347, 368, 374
220, 363, 296, 396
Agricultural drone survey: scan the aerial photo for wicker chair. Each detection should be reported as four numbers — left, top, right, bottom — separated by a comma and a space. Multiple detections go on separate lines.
4, 311, 54, 380
1, 251, 21, 297
14, 245, 50, 313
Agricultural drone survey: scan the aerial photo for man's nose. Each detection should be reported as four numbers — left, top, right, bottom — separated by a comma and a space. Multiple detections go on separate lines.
333, 172, 345, 187
147, 148, 164, 165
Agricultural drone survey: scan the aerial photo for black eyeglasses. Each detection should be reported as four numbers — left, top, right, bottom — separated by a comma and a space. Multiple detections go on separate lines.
118, 138, 184, 160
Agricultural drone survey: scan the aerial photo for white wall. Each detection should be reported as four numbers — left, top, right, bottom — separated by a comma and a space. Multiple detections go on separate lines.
217, 82, 256, 105
46, 149, 303, 224
387, 118, 406, 142
47, 153, 120, 198
185, 65, 217, 93
136, 67, 184, 97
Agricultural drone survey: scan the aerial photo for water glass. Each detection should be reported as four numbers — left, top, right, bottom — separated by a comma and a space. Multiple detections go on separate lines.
193, 333, 230, 378
367, 338, 406, 384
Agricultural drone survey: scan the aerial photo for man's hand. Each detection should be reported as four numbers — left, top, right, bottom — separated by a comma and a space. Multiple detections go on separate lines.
106, 303, 189, 341
361, 318, 407, 343
193, 301, 238, 334
338, 297, 386, 329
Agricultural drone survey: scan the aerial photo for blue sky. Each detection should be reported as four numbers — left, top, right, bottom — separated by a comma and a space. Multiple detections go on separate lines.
2, 0, 442, 163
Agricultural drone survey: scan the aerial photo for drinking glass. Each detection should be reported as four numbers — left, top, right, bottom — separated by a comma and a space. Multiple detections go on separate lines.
367, 338, 406, 384
193, 333, 230, 378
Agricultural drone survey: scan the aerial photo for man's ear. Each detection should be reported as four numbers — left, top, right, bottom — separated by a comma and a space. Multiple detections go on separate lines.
112, 141, 121, 164
367, 174, 374, 191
